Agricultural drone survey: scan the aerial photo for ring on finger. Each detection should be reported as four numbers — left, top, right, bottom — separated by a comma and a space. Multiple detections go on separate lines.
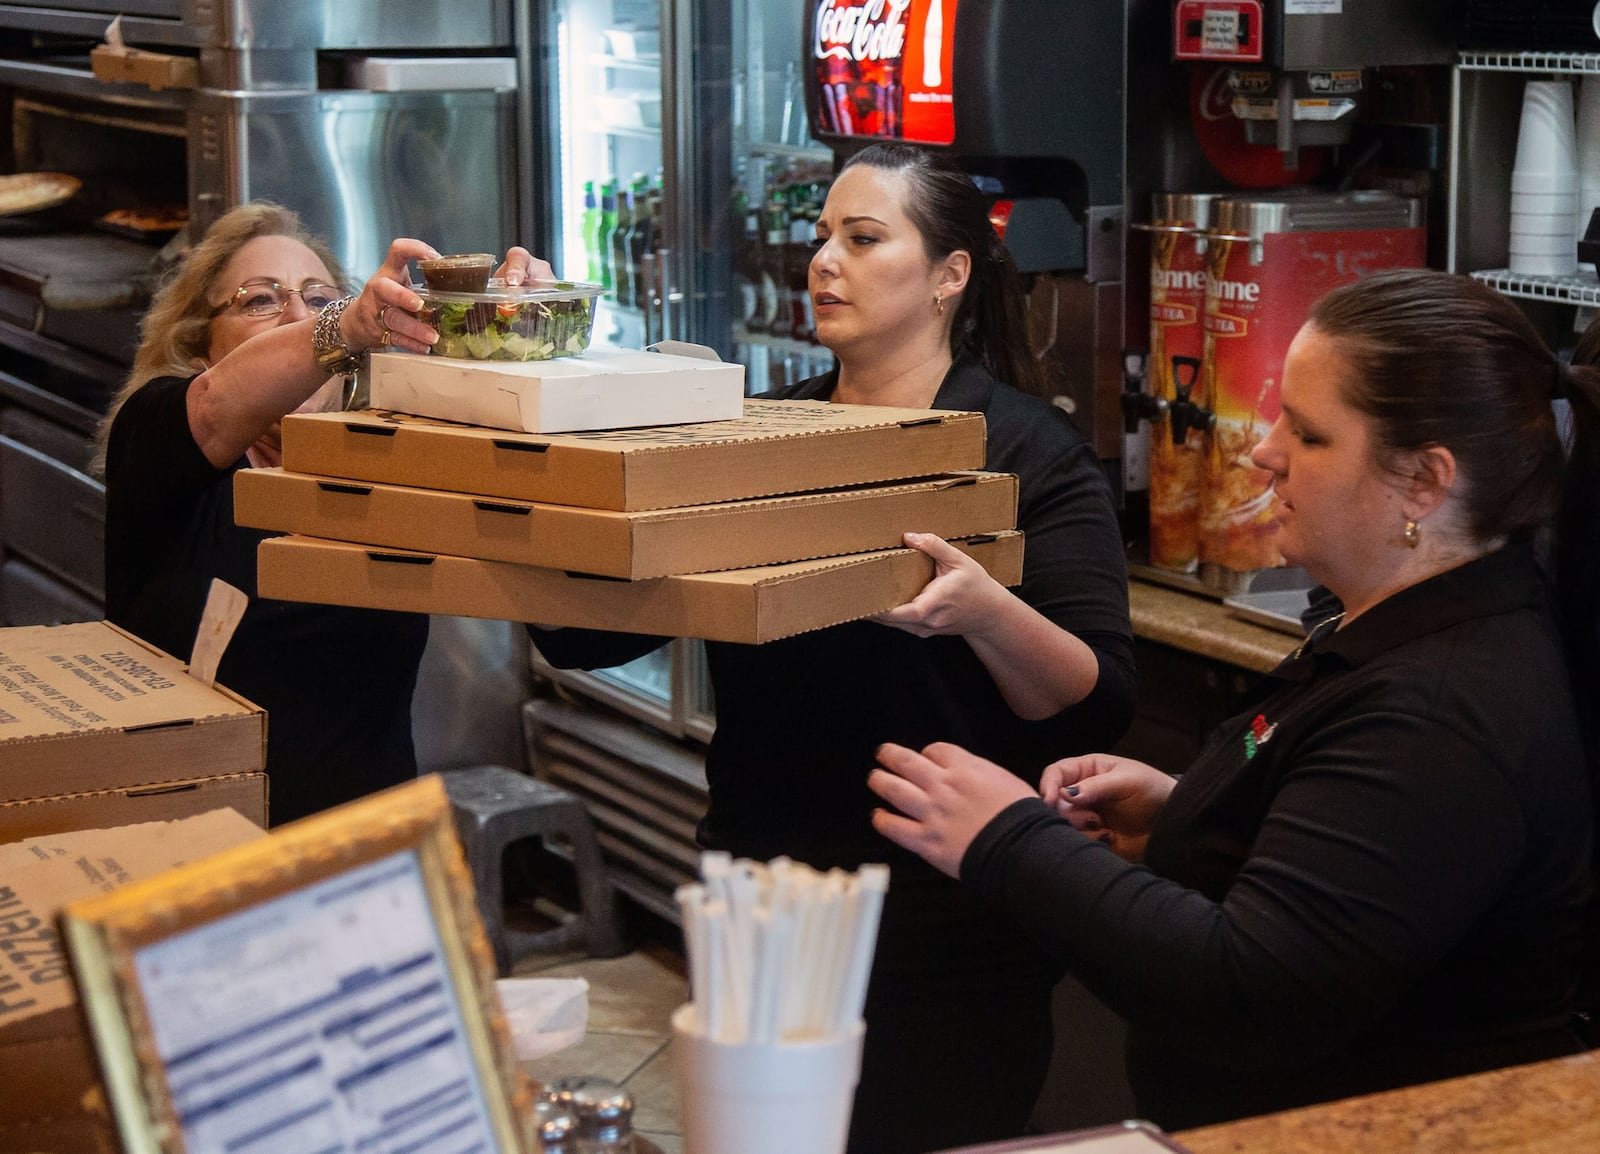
380, 328, 393, 347
377, 304, 395, 328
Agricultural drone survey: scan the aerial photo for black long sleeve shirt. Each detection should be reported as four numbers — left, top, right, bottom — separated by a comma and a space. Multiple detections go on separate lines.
534, 359, 1135, 979
104, 376, 429, 824
964, 542, 1593, 1128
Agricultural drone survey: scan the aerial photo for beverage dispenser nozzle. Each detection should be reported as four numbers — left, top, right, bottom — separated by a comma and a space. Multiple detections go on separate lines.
1165, 355, 1215, 445
1121, 351, 1167, 435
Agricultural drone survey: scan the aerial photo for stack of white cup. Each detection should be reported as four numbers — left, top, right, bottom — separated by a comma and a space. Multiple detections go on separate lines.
1575, 78, 1600, 273
1511, 79, 1579, 278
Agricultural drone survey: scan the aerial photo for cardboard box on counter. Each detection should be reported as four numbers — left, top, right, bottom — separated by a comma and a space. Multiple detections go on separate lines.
367, 346, 745, 434
259, 531, 1023, 645
281, 399, 986, 512
236, 467, 1018, 579
0, 621, 265, 804
0, 810, 265, 1132
89, 43, 197, 91
0, 773, 266, 845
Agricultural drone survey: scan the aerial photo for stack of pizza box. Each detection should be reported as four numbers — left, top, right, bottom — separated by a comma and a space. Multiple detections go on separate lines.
239, 394, 1022, 646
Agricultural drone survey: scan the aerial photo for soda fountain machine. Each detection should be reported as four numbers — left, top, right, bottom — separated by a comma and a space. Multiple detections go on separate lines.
1125, 0, 1451, 600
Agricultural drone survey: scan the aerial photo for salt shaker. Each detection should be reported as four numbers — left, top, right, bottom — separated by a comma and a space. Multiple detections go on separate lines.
534, 1098, 580, 1154
545, 1075, 636, 1153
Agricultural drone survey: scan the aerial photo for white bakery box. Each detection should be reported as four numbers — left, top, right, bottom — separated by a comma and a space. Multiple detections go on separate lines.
366, 343, 746, 434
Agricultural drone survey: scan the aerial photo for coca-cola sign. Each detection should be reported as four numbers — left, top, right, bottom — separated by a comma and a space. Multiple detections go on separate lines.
811, 0, 957, 145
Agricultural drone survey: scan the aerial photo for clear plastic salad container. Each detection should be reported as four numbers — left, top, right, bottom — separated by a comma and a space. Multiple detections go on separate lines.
417, 279, 602, 361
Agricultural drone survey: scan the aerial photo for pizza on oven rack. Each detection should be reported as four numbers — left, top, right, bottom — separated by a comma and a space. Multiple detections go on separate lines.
0, 172, 82, 216
98, 205, 189, 234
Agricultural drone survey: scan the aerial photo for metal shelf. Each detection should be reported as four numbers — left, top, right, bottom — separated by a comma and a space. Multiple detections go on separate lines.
0, 315, 127, 392
1470, 268, 1600, 305
731, 323, 827, 360
0, 57, 189, 112
1458, 51, 1600, 75
741, 140, 832, 163
587, 53, 660, 74
0, 5, 195, 45
588, 120, 660, 140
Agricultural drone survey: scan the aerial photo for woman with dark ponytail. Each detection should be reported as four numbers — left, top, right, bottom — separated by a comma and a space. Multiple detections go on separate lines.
528, 142, 1134, 1152
869, 268, 1600, 1129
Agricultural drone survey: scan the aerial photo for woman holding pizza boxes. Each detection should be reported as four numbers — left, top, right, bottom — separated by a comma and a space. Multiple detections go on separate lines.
509, 143, 1135, 1154
97, 202, 554, 825
866, 269, 1600, 1130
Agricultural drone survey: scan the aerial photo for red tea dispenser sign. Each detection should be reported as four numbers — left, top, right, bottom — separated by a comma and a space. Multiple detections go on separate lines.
813, 0, 958, 144
1198, 192, 1425, 575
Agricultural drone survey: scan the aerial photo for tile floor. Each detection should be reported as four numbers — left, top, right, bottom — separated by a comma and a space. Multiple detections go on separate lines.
513, 941, 689, 1153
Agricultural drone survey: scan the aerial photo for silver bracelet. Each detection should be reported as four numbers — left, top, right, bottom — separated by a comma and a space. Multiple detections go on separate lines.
312, 295, 365, 375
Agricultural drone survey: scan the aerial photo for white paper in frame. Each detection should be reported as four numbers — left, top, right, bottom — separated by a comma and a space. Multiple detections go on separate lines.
60, 775, 532, 1154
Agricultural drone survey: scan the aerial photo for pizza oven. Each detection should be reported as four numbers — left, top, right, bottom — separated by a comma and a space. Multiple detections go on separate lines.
0, 0, 523, 390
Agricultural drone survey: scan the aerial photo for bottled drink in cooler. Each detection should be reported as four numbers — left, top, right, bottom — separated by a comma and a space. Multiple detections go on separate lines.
762, 192, 791, 337
597, 180, 618, 292
581, 180, 603, 286
731, 184, 761, 329
627, 175, 656, 309
786, 190, 817, 341
612, 182, 635, 309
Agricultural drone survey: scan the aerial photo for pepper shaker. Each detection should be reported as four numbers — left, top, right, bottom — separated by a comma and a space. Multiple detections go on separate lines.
544, 1075, 640, 1153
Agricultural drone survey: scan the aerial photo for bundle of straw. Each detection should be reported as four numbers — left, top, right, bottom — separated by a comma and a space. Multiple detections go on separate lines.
675, 852, 889, 1044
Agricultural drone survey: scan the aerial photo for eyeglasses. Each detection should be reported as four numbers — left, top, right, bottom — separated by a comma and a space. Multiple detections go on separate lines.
210, 278, 342, 318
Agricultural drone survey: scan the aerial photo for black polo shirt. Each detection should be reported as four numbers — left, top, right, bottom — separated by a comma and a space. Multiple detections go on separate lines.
964, 542, 1593, 1128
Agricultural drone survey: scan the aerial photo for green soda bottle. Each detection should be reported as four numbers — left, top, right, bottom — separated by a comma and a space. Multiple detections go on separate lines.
581, 180, 604, 286
597, 180, 618, 292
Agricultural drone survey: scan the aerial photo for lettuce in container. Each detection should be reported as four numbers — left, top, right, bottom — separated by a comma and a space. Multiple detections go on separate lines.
418, 279, 602, 361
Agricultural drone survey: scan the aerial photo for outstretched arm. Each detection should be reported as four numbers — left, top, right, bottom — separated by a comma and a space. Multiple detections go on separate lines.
188, 238, 440, 467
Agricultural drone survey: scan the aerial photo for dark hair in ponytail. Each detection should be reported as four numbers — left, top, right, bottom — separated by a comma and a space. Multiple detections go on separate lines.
1310, 269, 1600, 754
839, 143, 1044, 397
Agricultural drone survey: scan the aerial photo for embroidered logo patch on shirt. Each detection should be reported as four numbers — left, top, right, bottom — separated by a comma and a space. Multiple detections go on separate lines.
1244, 713, 1277, 760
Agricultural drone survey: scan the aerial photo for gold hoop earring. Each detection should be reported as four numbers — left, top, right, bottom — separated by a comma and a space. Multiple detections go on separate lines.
1403, 518, 1421, 548
934, 295, 945, 316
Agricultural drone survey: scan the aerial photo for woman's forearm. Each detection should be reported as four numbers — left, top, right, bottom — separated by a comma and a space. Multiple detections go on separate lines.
186, 319, 331, 467
965, 593, 1101, 720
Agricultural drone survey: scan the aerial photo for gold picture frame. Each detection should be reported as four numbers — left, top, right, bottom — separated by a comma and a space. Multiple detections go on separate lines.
60, 774, 533, 1154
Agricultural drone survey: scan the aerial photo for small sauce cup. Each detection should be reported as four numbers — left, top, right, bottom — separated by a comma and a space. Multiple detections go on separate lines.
416, 253, 495, 293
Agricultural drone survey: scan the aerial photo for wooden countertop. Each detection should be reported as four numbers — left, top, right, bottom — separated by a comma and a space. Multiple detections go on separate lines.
1174, 1051, 1600, 1153
1129, 579, 1299, 675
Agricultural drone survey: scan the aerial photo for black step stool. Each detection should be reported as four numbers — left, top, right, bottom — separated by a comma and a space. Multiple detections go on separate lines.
444, 766, 627, 974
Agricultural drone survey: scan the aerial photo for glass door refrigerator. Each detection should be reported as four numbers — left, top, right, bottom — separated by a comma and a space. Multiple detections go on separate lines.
526, 0, 832, 740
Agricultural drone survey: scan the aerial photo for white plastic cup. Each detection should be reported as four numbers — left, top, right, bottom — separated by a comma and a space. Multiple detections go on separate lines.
1511, 234, 1578, 256
1512, 190, 1579, 214
1511, 211, 1578, 234
1513, 80, 1578, 179
671, 1004, 865, 1154
1512, 170, 1579, 194
1510, 250, 1578, 277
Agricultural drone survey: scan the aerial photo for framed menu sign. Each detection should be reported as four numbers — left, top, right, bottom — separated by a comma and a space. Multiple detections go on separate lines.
60, 775, 531, 1154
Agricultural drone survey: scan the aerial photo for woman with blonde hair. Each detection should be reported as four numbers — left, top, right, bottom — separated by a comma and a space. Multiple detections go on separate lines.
100, 201, 466, 822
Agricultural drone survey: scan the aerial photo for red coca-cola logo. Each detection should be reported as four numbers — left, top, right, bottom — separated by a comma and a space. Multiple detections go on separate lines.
814, 0, 911, 63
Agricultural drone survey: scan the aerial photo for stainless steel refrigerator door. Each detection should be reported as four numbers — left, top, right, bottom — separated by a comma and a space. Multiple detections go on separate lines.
189, 88, 517, 278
